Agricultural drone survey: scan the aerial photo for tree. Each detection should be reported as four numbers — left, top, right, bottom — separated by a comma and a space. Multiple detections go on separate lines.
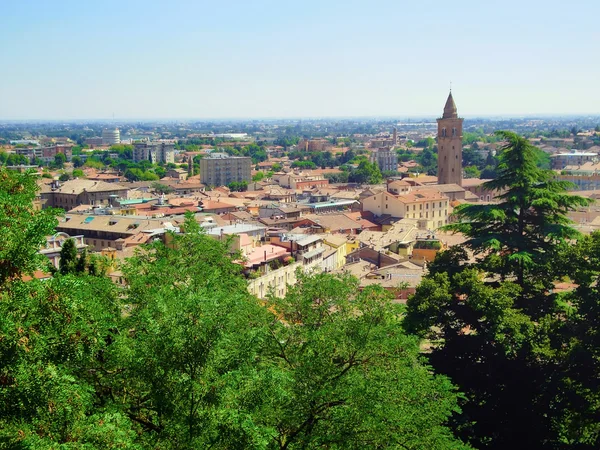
72, 168, 84, 178
0, 168, 59, 284
263, 272, 470, 449
349, 160, 382, 184
151, 182, 174, 194
463, 165, 480, 178
58, 172, 70, 181
405, 131, 593, 449
444, 130, 590, 292
58, 238, 78, 275
252, 171, 265, 182
72, 155, 83, 168
228, 180, 248, 192
53, 152, 66, 169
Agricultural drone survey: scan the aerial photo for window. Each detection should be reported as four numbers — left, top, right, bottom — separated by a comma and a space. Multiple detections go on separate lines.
452, 127, 457, 137
426, 212, 428, 218
385, 204, 388, 209
442, 128, 446, 137
419, 204, 422, 210
426, 203, 429, 209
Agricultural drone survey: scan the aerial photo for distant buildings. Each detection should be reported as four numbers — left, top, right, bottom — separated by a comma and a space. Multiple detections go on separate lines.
297, 138, 332, 152
550, 151, 598, 170
371, 147, 398, 172
437, 91, 463, 186
199, 153, 251, 187
102, 128, 121, 145
132, 142, 175, 164
16, 144, 73, 163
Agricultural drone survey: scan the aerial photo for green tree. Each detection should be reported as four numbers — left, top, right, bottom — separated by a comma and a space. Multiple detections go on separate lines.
349, 160, 382, 184
58, 238, 78, 275
53, 152, 67, 169
264, 272, 470, 449
463, 165, 480, 178
0, 168, 59, 284
72, 168, 84, 178
405, 131, 593, 449
252, 171, 265, 182
72, 155, 83, 167
444, 130, 590, 291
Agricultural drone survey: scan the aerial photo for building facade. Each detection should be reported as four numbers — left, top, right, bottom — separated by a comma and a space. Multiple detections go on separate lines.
437, 92, 463, 186
132, 142, 175, 164
371, 147, 398, 172
199, 153, 251, 187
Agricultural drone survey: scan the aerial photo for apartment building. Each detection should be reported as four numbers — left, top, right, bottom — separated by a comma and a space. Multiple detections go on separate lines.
362, 189, 449, 230
132, 142, 175, 164
199, 153, 251, 187
371, 147, 398, 172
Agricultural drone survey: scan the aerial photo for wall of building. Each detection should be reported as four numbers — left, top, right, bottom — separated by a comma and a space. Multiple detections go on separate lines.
247, 261, 301, 299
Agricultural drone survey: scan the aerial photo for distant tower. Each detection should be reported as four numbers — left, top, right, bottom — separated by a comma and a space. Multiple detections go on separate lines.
392, 127, 398, 145
437, 91, 463, 186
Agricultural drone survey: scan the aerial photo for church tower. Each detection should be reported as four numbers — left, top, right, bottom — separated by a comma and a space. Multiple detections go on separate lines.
437, 91, 463, 186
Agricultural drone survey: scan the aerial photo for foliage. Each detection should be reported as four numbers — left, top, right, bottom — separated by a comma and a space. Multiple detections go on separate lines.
53, 152, 67, 169
444, 130, 590, 290
228, 180, 248, 192
0, 181, 469, 449
72, 168, 84, 178
406, 130, 596, 449
252, 171, 265, 182
151, 182, 174, 194
72, 155, 83, 167
348, 160, 382, 184
291, 160, 316, 170
0, 168, 59, 284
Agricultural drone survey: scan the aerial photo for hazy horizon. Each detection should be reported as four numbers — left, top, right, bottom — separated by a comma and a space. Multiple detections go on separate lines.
2, 0, 599, 120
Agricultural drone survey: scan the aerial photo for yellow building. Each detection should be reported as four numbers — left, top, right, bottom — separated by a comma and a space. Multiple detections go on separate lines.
361, 189, 449, 230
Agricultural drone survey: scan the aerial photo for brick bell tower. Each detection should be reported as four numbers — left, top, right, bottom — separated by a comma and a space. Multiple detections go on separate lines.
437, 91, 463, 186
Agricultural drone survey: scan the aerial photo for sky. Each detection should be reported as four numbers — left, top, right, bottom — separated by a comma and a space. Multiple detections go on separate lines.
1, 0, 599, 120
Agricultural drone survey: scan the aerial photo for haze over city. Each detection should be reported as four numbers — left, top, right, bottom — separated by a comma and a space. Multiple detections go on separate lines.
2, 0, 599, 120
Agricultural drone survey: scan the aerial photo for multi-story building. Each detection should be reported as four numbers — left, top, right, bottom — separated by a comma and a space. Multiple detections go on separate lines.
132, 142, 175, 164
199, 153, 251, 187
102, 128, 121, 145
40, 179, 128, 210
437, 91, 463, 186
39, 144, 73, 163
371, 147, 398, 172
550, 151, 598, 170
85, 137, 104, 147
361, 189, 450, 230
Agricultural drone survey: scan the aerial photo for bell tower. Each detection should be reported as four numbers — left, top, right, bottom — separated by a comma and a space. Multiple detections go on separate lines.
437, 91, 463, 186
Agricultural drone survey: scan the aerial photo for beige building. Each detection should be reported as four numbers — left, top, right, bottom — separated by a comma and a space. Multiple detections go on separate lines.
362, 189, 449, 230
199, 153, 251, 187
437, 91, 464, 186
40, 179, 128, 210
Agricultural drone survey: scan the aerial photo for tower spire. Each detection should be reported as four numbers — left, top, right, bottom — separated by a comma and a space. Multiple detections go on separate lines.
442, 91, 458, 119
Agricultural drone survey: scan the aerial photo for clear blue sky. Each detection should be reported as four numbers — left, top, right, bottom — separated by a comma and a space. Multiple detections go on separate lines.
1, 0, 599, 120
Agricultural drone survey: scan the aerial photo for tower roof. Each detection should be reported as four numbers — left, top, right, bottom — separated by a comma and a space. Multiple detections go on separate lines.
442, 91, 458, 119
